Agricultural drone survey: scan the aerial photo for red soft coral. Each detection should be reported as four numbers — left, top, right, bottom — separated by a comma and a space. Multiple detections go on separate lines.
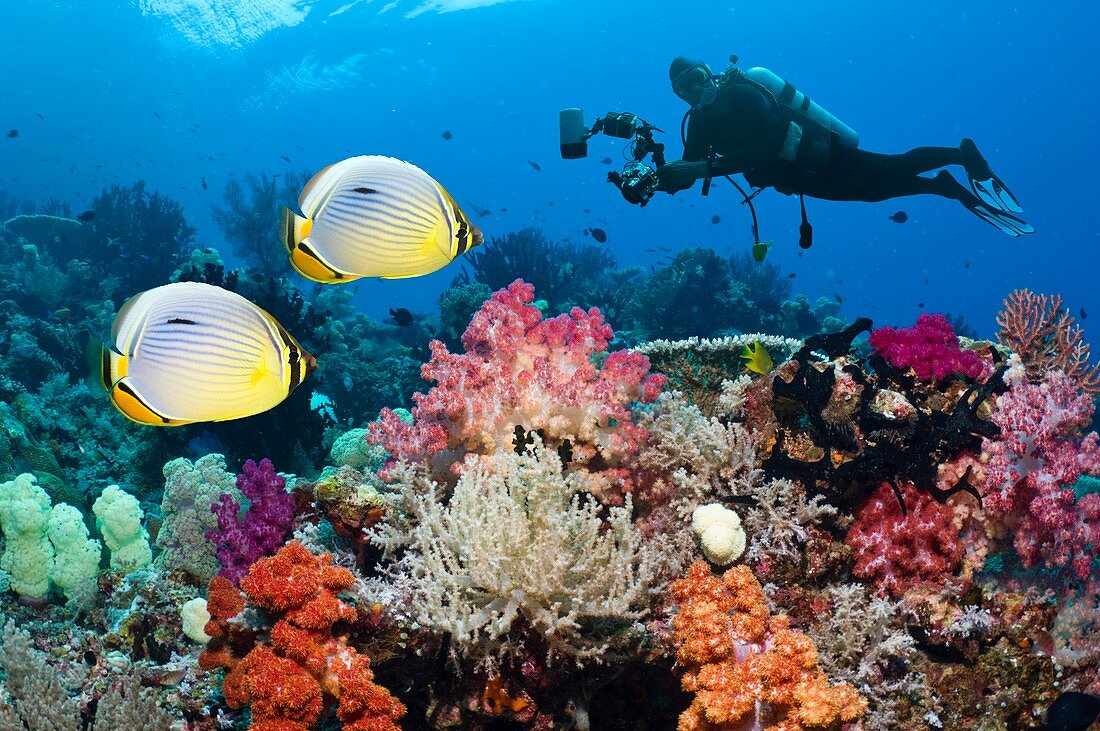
981, 370, 1100, 578
845, 482, 965, 597
369, 279, 666, 497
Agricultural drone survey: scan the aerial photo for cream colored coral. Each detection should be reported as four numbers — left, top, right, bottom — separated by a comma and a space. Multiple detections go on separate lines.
369, 441, 665, 668
691, 503, 745, 566
180, 598, 212, 644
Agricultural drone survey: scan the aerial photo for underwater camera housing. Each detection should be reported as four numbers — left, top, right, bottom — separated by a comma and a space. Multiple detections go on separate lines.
559, 109, 666, 207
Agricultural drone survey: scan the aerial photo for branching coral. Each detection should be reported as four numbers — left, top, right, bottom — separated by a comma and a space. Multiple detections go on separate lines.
671, 561, 866, 730
996, 289, 1100, 394
200, 541, 405, 730
88, 181, 194, 297
807, 584, 922, 729
368, 442, 666, 669
632, 389, 835, 564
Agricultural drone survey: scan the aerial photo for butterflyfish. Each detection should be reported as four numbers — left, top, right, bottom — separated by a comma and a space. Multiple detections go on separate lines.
100, 282, 316, 426
281, 155, 482, 284
740, 341, 774, 375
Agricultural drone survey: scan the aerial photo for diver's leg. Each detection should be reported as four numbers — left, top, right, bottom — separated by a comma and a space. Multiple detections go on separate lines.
886, 145, 966, 177
818, 146, 962, 201
810, 147, 955, 202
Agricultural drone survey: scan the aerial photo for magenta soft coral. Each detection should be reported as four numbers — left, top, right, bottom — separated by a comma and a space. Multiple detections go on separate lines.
369, 279, 666, 485
870, 313, 986, 381
206, 458, 296, 584
981, 370, 1100, 578
845, 481, 965, 597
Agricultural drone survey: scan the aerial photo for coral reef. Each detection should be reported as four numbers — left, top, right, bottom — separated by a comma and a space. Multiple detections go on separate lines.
1, 226, 1098, 731
211, 170, 310, 277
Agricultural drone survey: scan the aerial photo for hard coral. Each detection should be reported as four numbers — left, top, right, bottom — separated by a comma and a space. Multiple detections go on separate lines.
370, 279, 665, 488
201, 541, 404, 730
870, 313, 986, 382
845, 481, 965, 597
671, 561, 865, 730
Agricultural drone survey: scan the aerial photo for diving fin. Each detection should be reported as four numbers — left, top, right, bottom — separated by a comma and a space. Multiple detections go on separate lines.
965, 200, 1035, 237
961, 138, 1024, 214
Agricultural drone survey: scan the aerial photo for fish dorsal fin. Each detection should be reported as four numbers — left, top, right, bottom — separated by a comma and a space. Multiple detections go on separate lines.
111, 290, 146, 343
298, 161, 338, 214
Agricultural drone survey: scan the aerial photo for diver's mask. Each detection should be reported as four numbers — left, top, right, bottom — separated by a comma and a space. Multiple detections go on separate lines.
671, 64, 718, 108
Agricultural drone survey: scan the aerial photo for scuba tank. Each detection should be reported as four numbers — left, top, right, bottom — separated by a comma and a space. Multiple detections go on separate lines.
740, 67, 859, 149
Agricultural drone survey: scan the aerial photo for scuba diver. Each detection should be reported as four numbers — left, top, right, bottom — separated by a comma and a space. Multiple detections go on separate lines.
657, 56, 1034, 237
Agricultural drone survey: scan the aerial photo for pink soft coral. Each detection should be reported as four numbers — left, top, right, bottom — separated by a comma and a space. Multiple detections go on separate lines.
870, 313, 987, 381
845, 482, 965, 597
981, 370, 1100, 578
370, 280, 666, 490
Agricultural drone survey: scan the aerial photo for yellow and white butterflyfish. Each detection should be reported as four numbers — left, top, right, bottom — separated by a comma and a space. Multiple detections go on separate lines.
281, 155, 483, 284
100, 282, 317, 426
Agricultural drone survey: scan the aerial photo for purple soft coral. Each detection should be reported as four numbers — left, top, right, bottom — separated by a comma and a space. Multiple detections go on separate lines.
870, 313, 986, 382
206, 458, 296, 584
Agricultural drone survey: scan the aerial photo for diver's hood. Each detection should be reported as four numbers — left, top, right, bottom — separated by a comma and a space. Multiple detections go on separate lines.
669, 55, 707, 82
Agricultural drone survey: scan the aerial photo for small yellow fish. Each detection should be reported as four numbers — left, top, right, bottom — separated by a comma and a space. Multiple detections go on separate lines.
740, 341, 773, 375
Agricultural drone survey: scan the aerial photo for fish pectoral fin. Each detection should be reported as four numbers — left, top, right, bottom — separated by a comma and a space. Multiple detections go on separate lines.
109, 379, 189, 426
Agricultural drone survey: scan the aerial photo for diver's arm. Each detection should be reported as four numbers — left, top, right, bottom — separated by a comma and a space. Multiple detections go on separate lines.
708, 155, 743, 178
657, 160, 707, 192
657, 156, 743, 192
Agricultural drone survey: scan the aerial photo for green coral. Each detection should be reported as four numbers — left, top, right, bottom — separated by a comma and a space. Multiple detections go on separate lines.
154, 454, 240, 585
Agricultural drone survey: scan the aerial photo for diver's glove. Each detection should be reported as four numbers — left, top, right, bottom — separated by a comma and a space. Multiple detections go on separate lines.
657, 160, 706, 193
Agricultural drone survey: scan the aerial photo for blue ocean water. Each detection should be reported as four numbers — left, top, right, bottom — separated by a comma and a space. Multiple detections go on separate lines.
3, 0, 1095, 336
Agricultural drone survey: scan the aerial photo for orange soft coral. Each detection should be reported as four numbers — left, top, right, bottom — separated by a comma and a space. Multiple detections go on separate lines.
201, 541, 405, 730
671, 561, 866, 731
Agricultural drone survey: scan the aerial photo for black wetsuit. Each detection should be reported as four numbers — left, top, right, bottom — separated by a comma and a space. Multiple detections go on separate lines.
683, 80, 972, 203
